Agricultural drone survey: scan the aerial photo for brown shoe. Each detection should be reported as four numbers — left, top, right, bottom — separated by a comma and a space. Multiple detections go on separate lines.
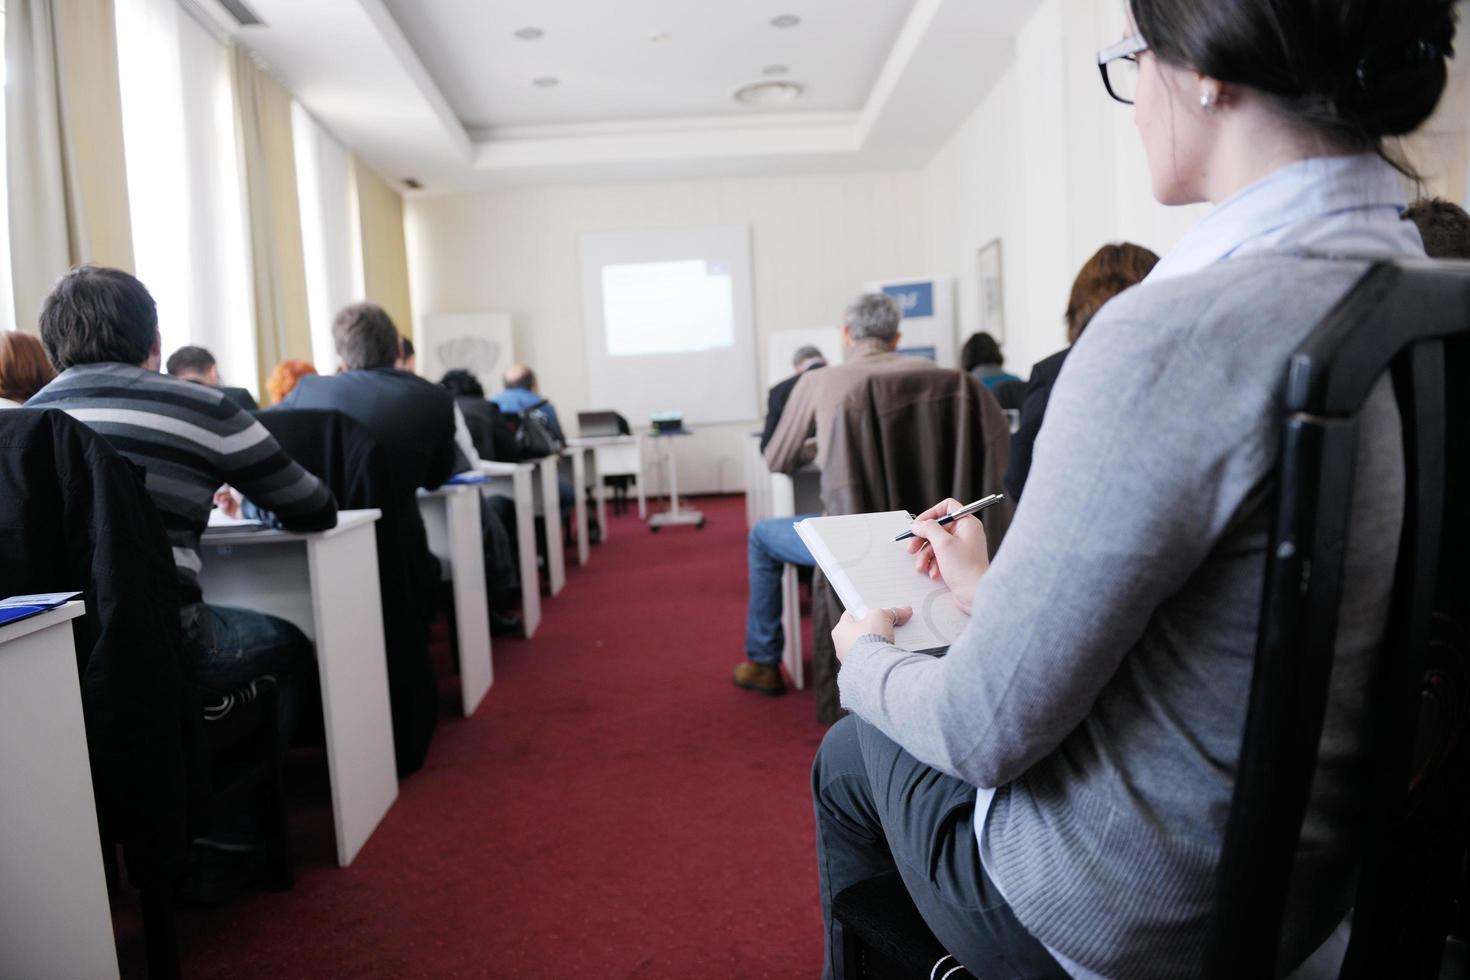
733, 661, 786, 696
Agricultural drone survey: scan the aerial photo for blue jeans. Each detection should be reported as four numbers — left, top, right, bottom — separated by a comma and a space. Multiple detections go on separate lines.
182, 602, 315, 741
744, 514, 819, 665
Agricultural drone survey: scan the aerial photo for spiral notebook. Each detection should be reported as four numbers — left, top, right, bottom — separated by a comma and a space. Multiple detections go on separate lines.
793, 511, 967, 654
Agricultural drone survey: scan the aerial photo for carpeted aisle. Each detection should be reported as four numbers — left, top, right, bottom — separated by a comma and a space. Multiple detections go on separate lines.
129, 494, 828, 978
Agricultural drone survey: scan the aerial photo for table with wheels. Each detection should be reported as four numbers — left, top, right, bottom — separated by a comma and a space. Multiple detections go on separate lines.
648, 428, 704, 532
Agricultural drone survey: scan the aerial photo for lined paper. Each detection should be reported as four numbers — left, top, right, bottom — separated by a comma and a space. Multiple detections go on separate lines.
795, 511, 968, 653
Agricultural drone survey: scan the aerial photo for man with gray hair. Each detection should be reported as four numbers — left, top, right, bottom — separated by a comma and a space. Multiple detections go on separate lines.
734, 292, 920, 696
759, 344, 827, 452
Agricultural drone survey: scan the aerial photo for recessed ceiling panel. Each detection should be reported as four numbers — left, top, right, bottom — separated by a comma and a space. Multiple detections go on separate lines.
379, 0, 919, 131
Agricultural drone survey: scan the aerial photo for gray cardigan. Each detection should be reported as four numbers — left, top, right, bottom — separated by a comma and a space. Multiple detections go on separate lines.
838, 255, 1404, 978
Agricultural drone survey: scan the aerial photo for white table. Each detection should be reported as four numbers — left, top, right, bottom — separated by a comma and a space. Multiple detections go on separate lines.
199, 510, 397, 867
568, 434, 646, 520
0, 602, 120, 980
561, 447, 591, 566
770, 465, 823, 691
648, 430, 705, 531
744, 432, 772, 529
476, 460, 541, 638
534, 456, 567, 595
418, 485, 493, 715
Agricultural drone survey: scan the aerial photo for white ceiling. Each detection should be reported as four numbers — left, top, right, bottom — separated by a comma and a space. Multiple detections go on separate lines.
200, 0, 1041, 191
381, 0, 919, 133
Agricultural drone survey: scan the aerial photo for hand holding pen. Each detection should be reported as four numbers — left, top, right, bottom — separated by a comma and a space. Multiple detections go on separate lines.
900, 495, 1004, 615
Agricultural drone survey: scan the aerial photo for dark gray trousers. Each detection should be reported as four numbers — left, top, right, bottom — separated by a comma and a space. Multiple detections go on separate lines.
812, 715, 1069, 980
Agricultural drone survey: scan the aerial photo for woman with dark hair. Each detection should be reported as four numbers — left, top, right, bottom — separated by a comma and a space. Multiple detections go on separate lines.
960, 331, 1020, 389
813, 1, 1456, 977
0, 331, 55, 406
1005, 242, 1160, 500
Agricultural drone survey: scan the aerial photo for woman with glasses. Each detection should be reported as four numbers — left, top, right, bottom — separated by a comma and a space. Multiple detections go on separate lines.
812, 1, 1458, 977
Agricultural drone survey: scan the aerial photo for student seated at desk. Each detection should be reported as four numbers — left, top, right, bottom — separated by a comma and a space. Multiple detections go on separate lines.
0, 330, 55, 407
166, 343, 260, 411
493, 363, 574, 528
28, 266, 338, 740
811, 0, 1449, 972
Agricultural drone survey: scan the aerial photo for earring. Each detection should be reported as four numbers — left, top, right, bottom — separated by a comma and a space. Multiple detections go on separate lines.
1200, 89, 1219, 111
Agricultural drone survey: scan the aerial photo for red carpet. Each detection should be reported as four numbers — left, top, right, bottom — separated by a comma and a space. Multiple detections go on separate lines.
118, 494, 828, 978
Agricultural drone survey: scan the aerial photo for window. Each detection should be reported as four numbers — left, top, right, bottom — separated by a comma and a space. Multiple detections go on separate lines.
115, 0, 254, 388
0, 2, 14, 330
292, 102, 361, 373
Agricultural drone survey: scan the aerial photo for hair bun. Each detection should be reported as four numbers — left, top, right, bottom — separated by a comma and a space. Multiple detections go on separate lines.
1328, 3, 1458, 140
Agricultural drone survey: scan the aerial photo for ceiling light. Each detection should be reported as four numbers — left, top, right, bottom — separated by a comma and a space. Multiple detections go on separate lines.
733, 80, 804, 106
762, 64, 788, 76
770, 14, 801, 28
513, 26, 543, 40
532, 76, 560, 88
648, 31, 671, 43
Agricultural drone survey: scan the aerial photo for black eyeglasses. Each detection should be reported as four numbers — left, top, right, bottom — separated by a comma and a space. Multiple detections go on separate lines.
1097, 34, 1148, 105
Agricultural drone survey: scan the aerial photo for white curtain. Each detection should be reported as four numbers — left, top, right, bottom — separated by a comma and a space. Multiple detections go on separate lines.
0, 8, 14, 330
114, 0, 254, 389
291, 102, 361, 373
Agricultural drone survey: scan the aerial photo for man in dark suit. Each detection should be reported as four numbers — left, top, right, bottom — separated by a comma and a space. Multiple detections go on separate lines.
758, 345, 826, 452
283, 304, 456, 497
440, 368, 518, 463
165, 343, 259, 411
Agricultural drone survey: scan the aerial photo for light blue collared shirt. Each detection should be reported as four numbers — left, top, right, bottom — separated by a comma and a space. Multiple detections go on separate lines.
1146, 153, 1424, 283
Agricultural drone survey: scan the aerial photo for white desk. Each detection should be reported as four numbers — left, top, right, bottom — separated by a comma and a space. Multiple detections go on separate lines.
534, 456, 567, 595
770, 465, 823, 691
418, 485, 493, 716
476, 460, 541, 638
199, 510, 397, 867
561, 447, 591, 566
568, 434, 646, 520
0, 602, 120, 980
745, 432, 772, 529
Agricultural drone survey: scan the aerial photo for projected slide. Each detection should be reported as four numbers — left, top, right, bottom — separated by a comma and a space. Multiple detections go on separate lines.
601, 260, 735, 357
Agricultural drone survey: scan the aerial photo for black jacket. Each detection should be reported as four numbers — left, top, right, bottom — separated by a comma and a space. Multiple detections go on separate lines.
759, 364, 823, 452
253, 407, 440, 776
1005, 348, 1070, 502
0, 408, 192, 882
456, 397, 518, 463
283, 368, 456, 500
220, 386, 259, 412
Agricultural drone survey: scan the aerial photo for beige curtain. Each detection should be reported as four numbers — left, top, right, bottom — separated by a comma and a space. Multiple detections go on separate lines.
353, 157, 414, 336
5, 0, 134, 333
232, 45, 311, 395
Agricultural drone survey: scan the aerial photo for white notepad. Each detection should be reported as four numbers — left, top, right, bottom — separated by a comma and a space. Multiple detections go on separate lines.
794, 511, 969, 653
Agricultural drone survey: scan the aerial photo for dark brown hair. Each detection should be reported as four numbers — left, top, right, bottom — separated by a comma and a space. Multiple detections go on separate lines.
1064, 243, 1161, 343
1402, 196, 1470, 259
0, 331, 56, 402
38, 265, 158, 369
1129, 0, 1458, 169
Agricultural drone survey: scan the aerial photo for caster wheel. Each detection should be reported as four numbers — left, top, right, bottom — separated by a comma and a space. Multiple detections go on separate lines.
697, 521, 706, 530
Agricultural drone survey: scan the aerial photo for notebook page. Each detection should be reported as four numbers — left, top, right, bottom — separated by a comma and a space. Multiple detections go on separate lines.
795, 512, 969, 653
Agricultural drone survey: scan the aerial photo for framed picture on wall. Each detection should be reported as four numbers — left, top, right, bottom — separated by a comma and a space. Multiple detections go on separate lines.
977, 238, 1005, 343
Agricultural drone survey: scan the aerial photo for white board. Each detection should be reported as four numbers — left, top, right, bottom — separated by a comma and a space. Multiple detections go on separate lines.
580, 226, 759, 425
418, 313, 515, 393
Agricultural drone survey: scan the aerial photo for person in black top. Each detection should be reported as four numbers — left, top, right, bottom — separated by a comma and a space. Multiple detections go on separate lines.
165, 343, 260, 411
440, 368, 518, 462
759, 345, 826, 452
1005, 243, 1159, 501
283, 304, 456, 497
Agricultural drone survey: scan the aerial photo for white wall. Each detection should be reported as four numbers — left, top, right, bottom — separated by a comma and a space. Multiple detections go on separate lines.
405, 170, 926, 494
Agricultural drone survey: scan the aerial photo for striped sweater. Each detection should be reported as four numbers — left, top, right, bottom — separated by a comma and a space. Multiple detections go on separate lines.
29, 363, 337, 601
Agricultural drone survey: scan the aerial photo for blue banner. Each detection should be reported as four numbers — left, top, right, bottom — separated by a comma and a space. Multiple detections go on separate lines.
882, 281, 934, 319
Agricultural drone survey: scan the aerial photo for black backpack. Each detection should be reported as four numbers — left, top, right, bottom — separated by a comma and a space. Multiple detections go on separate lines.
510, 399, 564, 459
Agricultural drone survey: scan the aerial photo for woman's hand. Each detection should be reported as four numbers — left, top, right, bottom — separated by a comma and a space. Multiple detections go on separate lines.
833, 606, 912, 663
905, 497, 990, 614
213, 485, 242, 518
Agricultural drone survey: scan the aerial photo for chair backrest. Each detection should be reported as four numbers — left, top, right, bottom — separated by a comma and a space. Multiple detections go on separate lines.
252, 407, 439, 776
1205, 260, 1470, 978
0, 408, 191, 880
821, 365, 1014, 554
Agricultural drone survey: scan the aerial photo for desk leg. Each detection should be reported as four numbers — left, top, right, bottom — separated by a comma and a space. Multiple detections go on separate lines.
570, 451, 589, 566
447, 490, 493, 714
504, 472, 540, 638
0, 622, 120, 979
636, 437, 648, 520
539, 458, 566, 596
781, 565, 805, 691
307, 527, 399, 866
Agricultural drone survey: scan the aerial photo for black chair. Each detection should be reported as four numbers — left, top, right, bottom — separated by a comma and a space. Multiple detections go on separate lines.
989, 378, 1027, 413
1205, 260, 1470, 978
254, 407, 440, 776
834, 260, 1470, 978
